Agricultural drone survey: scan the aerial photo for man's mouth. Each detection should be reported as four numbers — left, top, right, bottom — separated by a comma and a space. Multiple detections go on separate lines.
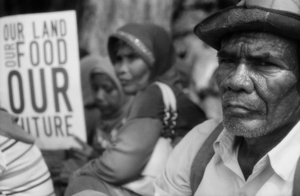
224, 103, 253, 115
222, 94, 262, 116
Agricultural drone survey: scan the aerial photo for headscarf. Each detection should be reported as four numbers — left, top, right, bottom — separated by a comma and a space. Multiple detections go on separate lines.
80, 55, 124, 107
108, 23, 181, 88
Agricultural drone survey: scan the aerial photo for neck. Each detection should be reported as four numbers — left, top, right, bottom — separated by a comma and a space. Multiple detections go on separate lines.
238, 120, 298, 180
101, 108, 122, 120
242, 121, 297, 157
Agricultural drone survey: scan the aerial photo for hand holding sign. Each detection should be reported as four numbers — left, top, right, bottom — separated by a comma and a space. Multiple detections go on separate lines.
69, 135, 95, 162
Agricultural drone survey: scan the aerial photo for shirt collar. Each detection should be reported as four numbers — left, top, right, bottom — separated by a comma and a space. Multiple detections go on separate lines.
213, 128, 235, 163
0, 150, 6, 174
213, 121, 300, 181
268, 121, 300, 181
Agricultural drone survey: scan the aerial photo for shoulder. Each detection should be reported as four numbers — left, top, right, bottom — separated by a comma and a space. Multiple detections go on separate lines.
0, 136, 54, 195
0, 110, 53, 195
175, 94, 207, 135
154, 119, 222, 195
165, 119, 222, 179
127, 84, 163, 119
170, 118, 222, 161
177, 93, 205, 116
176, 93, 206, 120
0, 109, 34, 144
135, 84, 162, 105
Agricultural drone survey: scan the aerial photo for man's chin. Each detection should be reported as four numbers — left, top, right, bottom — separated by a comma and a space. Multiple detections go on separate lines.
223, 118, 269, 138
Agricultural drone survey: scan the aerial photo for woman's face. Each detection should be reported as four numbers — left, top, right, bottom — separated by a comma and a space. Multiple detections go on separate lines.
91, 73, 122, 117
114, 43, 151, 95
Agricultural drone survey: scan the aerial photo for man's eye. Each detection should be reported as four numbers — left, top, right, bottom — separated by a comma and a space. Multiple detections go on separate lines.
253, 61, 277, 68
219, 58, 235, 64
260, 61, 276, 67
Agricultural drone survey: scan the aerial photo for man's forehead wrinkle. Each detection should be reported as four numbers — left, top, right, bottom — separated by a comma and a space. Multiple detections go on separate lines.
217, 44, 239, 59
220, 37, 266, 60
220, 32, 298, 63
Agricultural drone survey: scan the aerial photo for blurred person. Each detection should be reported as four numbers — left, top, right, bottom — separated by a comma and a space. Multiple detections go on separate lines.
69, 55, 133, 160
65, 23, 206, 196
198, 68, 223, 119
52, 55, 132, 194
154, 0, 300, 195
0, 109, 55, 196
174, 32, 222, 119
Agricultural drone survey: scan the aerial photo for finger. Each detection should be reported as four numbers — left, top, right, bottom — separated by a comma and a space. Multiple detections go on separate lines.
70, 147, 85, 155
72, 135, 88, 147
69, 148, 86, 159
72, 151, 87, 161
72, 153, 85, 160
71, 147, 93, 158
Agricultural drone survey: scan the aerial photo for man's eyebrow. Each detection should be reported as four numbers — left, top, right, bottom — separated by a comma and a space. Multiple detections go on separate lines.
246, 52, 272, 61
217, 49, 287, 67
217, 50, 275, 61
217, 50, 236, 58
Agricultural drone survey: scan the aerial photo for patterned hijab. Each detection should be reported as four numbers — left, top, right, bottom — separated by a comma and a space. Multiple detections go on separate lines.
108, 23, 180, 88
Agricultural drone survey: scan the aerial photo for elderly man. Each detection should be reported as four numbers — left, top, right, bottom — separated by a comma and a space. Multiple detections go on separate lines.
154, 0, 300, 195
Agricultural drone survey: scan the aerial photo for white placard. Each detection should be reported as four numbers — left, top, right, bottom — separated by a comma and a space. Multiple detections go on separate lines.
0, 11, 86, 149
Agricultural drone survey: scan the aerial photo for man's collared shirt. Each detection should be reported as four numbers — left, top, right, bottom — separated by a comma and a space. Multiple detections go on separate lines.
154, 119, 300, 196
0, 150, 6, 174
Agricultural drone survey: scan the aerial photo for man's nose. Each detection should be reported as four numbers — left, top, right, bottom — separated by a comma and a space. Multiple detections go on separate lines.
223, 63, 254, 94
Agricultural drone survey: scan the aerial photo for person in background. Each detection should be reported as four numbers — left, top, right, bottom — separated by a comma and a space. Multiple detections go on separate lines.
64, 23, 206, 196
42, 48, 92, 196
69, 55, 133, 160
198, 68, 223, 119
0, 109, 55, 196
154, 0, 300, 195
53, 55, 133, 194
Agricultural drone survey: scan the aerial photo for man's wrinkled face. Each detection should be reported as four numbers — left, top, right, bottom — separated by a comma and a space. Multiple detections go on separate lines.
216, 32, 300, 138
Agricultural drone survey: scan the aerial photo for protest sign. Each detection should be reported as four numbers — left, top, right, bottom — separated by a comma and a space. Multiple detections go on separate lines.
0, 11, 86, 149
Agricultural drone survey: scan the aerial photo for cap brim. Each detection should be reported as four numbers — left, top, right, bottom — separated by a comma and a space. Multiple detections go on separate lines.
194, 5, 300, 50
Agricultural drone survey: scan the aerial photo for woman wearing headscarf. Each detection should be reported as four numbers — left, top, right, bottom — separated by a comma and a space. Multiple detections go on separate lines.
77, 55, 132, 153
54, 55, 132, 195
65, 23, 206, 196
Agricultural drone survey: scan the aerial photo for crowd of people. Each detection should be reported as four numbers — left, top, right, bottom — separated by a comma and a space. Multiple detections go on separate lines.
1, 0, 300, 195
